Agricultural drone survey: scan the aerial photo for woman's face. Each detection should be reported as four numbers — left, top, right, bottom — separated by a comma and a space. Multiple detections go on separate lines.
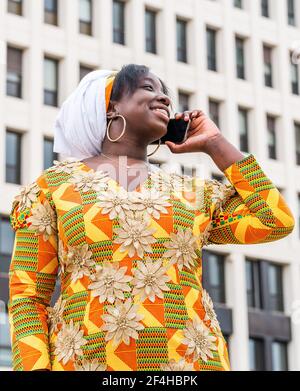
113, 72, 171, 143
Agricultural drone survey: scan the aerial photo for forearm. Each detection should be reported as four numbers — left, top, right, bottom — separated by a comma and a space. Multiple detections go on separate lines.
203, 134, 244, 172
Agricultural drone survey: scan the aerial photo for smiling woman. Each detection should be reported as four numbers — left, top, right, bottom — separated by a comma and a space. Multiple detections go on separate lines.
8, 64, 295, 371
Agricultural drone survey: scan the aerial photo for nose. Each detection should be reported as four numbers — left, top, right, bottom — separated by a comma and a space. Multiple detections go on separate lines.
157, 92, 171, 107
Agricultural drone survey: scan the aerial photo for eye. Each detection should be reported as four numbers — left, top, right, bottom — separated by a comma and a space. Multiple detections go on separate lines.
143, 84, 154, 91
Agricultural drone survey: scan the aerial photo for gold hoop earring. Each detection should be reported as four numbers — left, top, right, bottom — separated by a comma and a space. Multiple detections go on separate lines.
107, 114, 126, 142
147, 139, 161, 157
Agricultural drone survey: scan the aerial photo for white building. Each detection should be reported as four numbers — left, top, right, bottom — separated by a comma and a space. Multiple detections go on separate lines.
0, 0, 300, 371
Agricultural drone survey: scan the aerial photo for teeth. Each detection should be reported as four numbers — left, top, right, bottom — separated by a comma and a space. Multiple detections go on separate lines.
154, 108, 168, 116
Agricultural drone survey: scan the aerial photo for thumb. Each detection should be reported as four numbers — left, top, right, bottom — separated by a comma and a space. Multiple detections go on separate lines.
165, 141, 188, 154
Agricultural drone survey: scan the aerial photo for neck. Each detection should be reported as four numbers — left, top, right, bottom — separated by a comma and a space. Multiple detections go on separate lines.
100, 138, 149, 163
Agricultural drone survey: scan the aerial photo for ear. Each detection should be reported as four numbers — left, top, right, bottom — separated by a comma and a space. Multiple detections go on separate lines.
106, 100, 119, 120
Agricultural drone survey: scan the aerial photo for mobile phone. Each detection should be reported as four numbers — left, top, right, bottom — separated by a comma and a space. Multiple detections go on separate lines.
160, 118, 191, 144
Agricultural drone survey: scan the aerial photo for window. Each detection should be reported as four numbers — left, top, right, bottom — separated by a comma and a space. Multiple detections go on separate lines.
236, 36, 246, 79
246, 259, 284, 312
44, 57, 58, 107
44, 138, 59, 170
267, 115, 277, 160
246, 260, 262, 309
44, 0, 58, 25
291, 52, 299, 95
178, 92, 190, 112
263, 45, 273, 87
238, 108, 249, 153
145, 9, 157, 54
209, 99, 220, 128
287, 0, 296, 26
249, 338, 266, 371
6, 46, 22, 98
234, 0, 243, 9
261, 0, 270, 17
202, 250, 226, 303
113, 0, 125, 45
7, 0, 22, 15
177, 19, 188, 63
268, 264, 284, 312
295, 122, 300, 165
79, 0, 92, 36
207, 28, 217, 71
79, 64, 94, 81
6, 130, 22, 185
271, 341, 288, 370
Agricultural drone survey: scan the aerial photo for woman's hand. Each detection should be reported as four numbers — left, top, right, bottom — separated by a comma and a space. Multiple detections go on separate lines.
165, 110, 223, 154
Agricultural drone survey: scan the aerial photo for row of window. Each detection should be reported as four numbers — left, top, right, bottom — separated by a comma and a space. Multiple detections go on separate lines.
234, 0, 298, 27
0, 215, 290, 370
7, 0, 300, 80
202, 250, 290, 371
5, 131, 58, 185
207, 30, 300, 95
4, 112, 300, 190
8, 0, 300, 30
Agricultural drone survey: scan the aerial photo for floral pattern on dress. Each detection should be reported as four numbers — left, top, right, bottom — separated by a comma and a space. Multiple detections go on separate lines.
160, 358, 194, 371
54, 320, 88, 365
51, 158, 82, 174
113, 211, 156, 258
46, 296, 66, 334
129, 189, 172, 220
201, 290, 222, 334
27, 199, 57, 241
58, 239, 68, 276
101, 298, 144, 347
88, 261, 132, 304
182, 318, 218, 362
12, 182, 40, 211
206, 180, 237, 212
74, 359, 107, 371
96, 187, 132, 220
162, 227, 198, 271
65, 243, 95, 283
69, 170, 109, 193
199, 221, 213, 247
131, 257, 171, 302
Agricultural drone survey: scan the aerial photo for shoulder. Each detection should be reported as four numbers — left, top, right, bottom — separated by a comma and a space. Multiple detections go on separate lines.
10, 158, 83, 231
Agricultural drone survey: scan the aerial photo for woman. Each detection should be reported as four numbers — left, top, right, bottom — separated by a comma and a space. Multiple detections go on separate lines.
8, 64, 295, 371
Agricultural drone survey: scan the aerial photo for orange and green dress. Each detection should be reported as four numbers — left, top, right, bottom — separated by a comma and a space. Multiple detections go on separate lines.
8, 153, 295, 371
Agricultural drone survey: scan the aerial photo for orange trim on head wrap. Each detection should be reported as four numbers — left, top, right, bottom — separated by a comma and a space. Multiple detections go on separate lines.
105, 72, 117, 112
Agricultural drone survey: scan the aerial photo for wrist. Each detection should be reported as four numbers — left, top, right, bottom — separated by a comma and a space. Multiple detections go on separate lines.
202, 134, 226, 156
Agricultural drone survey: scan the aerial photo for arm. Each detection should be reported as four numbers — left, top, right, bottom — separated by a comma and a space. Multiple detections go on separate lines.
8, 173, 58, 371
205, 152, 295, 245
165, 111, 295, 245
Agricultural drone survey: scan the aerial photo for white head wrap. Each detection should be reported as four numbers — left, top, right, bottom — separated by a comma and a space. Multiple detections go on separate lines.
53, 69, 116, 160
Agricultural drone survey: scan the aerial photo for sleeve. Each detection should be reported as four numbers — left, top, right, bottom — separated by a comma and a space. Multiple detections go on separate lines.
8, 172, 59, 371
205, 153, 295, 245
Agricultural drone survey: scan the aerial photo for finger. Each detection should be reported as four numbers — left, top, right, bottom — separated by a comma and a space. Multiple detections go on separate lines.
165, 140, 189, 154
175, 112, 183, 120
191, 110, 201, 119
183, 111, 191, 121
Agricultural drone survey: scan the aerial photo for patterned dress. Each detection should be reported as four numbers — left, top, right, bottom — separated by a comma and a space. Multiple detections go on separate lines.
8, 154, 295, 371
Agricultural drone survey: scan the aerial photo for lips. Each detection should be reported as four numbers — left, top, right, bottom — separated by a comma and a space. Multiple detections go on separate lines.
150, 107, 170, 123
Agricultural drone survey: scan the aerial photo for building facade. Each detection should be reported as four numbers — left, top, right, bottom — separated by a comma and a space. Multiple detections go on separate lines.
1, 0, 300, 371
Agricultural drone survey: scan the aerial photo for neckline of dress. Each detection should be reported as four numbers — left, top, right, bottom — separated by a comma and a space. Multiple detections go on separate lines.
78, 160, 162, 193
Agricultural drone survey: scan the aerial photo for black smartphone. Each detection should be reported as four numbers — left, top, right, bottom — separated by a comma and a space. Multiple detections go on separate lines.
160, 118, 191, 144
